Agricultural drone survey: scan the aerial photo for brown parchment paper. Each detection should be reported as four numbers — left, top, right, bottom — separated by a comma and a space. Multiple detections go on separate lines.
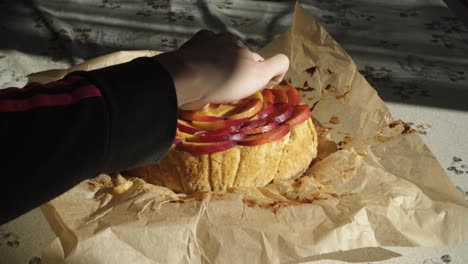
37, 3, 468, 264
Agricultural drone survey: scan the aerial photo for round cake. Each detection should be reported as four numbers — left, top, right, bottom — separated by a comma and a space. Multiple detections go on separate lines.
131, 84, 318, 193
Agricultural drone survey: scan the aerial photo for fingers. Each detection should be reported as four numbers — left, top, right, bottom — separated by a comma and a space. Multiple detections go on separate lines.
176, 30, 289, 111
259, 54, 289, 87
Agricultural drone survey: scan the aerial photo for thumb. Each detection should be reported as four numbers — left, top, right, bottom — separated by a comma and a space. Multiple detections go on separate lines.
259, 54, 289, 87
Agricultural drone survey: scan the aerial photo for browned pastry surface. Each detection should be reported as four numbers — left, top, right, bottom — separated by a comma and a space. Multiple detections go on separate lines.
131, 118, 317, 193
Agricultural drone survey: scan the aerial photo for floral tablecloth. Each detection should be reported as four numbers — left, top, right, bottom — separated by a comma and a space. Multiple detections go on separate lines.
1, 0, 468, 263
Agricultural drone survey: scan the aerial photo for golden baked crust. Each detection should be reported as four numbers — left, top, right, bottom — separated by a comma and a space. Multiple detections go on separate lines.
131, 118, 317, 193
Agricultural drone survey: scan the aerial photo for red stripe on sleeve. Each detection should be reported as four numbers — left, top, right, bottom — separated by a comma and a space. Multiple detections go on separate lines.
0, 83, 43, 97
0, 76, 83, 97
0, 84, 102, 112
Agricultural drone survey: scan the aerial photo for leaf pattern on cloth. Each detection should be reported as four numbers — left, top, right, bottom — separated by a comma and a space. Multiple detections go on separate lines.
399, 9, 419, 18
359, 65, 432, 100
0, 229, 20, 248
372, 40, 400, 49
422, 254, 452, 263
359, 66, 392, 85
0, 69, 28, 88
314, 0, 375, 28
405, 122, 432, 135
398, 55, 467, 83
447, 156, 468, 175
28, 256, 42, 264
391, 81, 431, 100
425, 16, 468, 49
98, 0, 121, 9
216, 0, 234, 10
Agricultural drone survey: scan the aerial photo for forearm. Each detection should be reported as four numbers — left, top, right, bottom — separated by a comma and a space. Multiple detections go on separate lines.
0, 57, 177, 224
69, 57, 178, 172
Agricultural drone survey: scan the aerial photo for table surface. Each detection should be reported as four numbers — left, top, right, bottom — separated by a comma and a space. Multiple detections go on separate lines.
1, 0, 467, 263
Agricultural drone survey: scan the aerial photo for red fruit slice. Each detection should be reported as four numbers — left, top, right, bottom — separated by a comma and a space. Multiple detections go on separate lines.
238, 124, 290, 146
271, 89, 288, 104
226, 98, 263, 120
208, 103, 220, 110
246, 91, 263, 101
177, 120, 202, 134
179, 110, 224, 122
283, 85, 300, 106
241, 118, 265, 129
178, 141, 237, 154
176, 130, 194, 139
257, 103, 274, 119
201, 124, 243, 136
239, 120, 279, 135
286, 105, 311, 126
268, 103, 293, 123
208, 104, 235, 117
188, 133, 246, 142
262, 89, 274, 104
192, 117, 248, 131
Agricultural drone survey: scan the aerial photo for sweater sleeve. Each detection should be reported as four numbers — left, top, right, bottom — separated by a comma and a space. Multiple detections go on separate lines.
0, 57, 177, 224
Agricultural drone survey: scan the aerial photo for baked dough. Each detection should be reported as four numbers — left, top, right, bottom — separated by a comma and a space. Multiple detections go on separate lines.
131, 118, 318, 193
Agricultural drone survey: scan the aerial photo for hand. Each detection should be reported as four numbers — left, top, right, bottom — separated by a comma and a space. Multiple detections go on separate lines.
154, 30, 289, 110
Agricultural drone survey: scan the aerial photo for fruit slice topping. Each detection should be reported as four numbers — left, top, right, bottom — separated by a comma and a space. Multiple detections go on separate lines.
178, 141, 237, 154
177, 120, 202, 134
239, 120, 279, 135
179, 109, 224, 122
271, 89, 288, 104
286, 105, 310, 126
174, 85, 310, 153
238, 124, 290, 146
192, 117, 249, 131
188, 132, 246, 142
261, 89, 274, 104
268, 103, 293, 123
256, 103, 274, 119
207, 104, 235, 117
283, 84, 300, 106
225, 98, 263, 120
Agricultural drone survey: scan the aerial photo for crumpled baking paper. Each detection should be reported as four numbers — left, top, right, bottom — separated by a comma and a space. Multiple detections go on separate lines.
34, 3, 468, 264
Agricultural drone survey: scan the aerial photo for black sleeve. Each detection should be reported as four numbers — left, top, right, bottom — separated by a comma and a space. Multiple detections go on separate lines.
0, 57, 178, 224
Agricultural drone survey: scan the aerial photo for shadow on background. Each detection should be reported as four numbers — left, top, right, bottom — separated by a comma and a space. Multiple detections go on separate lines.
1, 0, 290, 60
0, 0, 467, 111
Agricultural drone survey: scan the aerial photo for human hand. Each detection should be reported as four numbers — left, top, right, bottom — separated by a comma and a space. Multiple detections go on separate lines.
154, 30, 289, 110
